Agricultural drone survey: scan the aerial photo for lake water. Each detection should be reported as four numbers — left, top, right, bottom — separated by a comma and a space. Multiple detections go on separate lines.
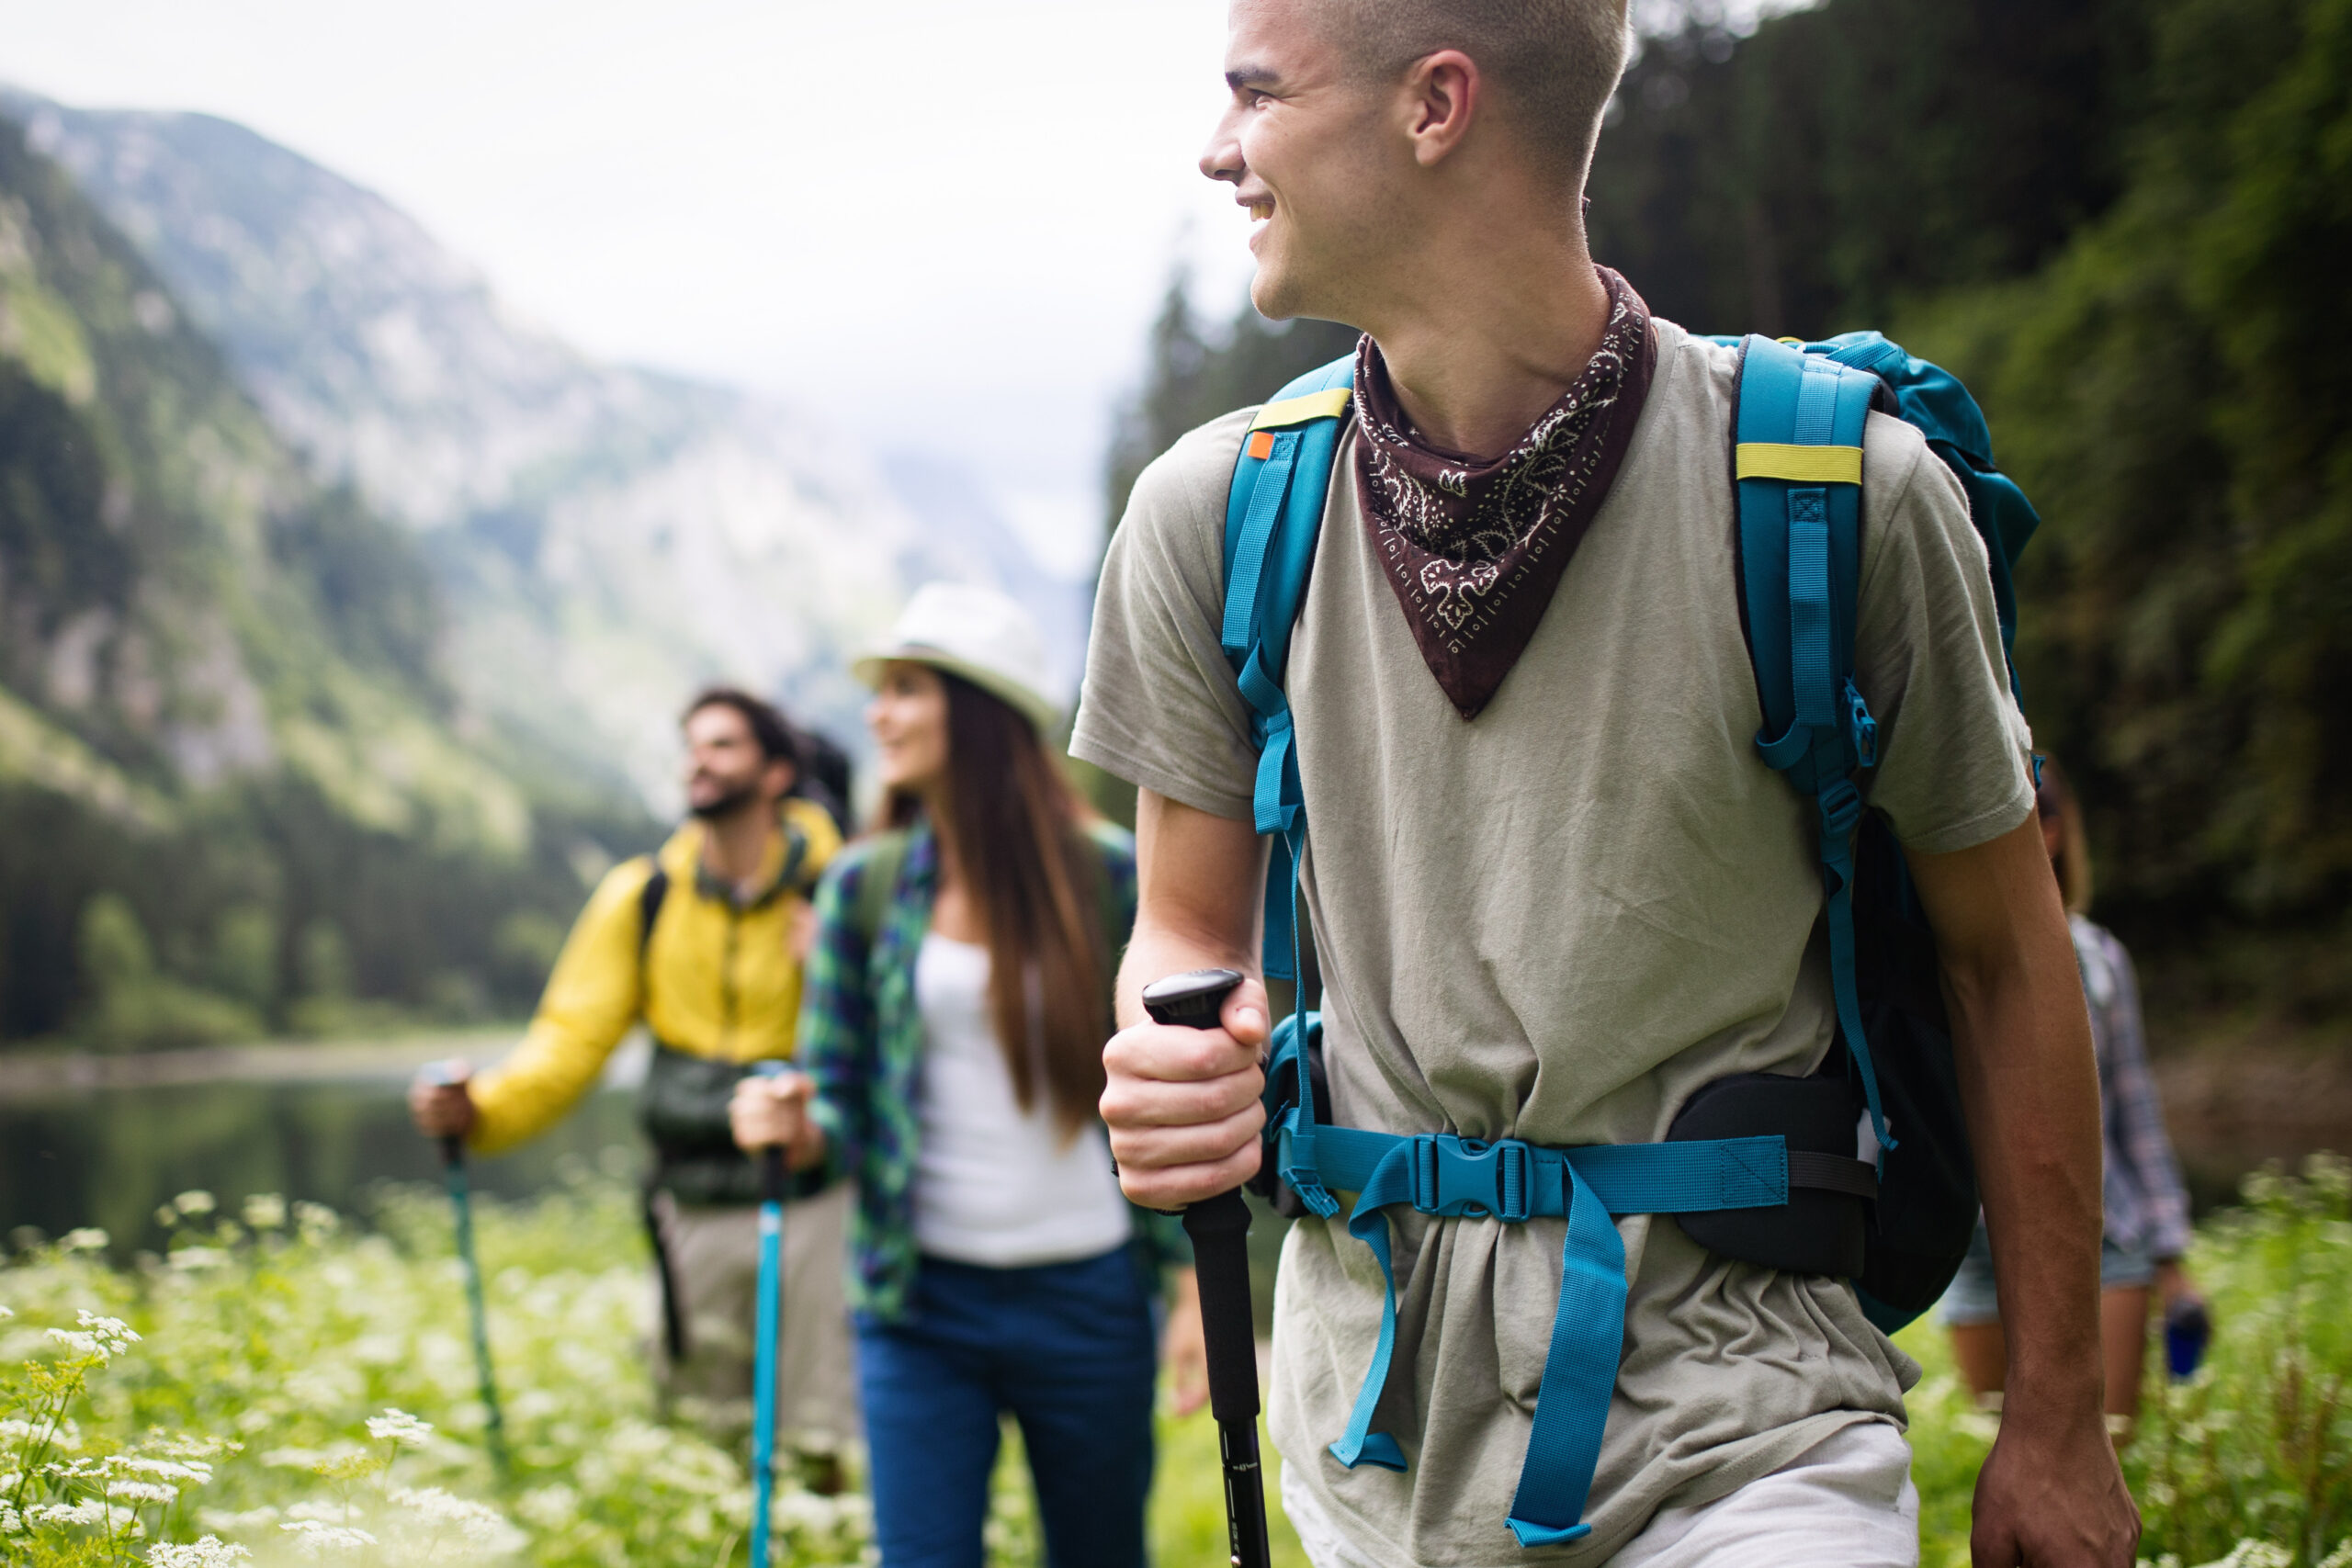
0, 1036, 645, 1256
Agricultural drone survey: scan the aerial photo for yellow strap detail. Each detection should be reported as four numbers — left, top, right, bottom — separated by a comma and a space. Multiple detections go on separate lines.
1736, 443, 1864, 484
1250, 387, 1352, 430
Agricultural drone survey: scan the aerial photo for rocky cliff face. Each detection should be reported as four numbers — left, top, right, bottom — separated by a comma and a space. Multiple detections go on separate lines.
5, 93, 1072, 810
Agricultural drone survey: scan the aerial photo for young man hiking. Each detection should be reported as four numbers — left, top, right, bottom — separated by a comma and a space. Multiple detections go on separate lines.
1078, 2, 2137, 1564
410, 688, 856, 1459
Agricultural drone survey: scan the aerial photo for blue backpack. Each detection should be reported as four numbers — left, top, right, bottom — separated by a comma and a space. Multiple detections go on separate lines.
1222, 333, 2039, 1548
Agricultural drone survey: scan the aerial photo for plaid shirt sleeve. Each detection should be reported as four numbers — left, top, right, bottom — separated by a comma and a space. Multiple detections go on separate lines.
799, 852, 876, 1186
2088, 922, 2193, 1260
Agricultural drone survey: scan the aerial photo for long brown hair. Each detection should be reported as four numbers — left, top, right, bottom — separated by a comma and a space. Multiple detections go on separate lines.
885, 671, 1109, 1138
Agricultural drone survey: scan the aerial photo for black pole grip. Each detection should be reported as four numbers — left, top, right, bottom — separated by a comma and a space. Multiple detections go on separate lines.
751, 1061, 792, 1205
437, 1134, 463, 1170
1143, 968, 1271, 1568
1181, 1190, 1261, 1424
762, 1145, 788, 1207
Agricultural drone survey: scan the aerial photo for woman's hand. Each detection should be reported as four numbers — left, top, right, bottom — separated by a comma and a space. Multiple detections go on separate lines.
1162, 1267, 1210, 1416
729, 1071, 825, 1170
2154, 1258, 2207, 1326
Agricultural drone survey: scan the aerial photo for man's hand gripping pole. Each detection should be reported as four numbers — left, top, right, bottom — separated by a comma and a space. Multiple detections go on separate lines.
1142, 968, 1272, 1568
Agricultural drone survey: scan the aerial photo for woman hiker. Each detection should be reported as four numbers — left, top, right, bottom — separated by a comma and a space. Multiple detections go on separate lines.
1942, 758, 2207, 1440
729, 582, 1206, 1568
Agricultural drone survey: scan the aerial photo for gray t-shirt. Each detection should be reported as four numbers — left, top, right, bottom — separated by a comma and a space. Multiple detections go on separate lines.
1073, 319, 2034, 1566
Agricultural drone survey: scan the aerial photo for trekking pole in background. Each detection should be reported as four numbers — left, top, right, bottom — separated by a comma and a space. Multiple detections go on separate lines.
420, 1062, 510, 1481
1142, 968, 1272, 1568
747, 1061, 791, 1567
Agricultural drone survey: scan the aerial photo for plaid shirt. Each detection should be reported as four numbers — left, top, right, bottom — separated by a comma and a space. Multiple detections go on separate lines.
798, 817, 1191, 1321
2074, 914, 2192, 1260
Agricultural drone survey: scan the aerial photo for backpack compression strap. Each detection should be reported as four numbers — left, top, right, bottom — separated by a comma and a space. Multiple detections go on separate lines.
1733, 336, 1893, 1157
1221, 355, 1356, 985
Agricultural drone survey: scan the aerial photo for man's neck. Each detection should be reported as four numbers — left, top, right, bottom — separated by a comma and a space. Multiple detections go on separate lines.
699, 802, 780, 894
1356, 224, 1610, 461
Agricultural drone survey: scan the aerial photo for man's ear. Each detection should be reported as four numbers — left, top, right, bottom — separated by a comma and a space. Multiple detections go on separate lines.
764, 759, 797, 802
1401, 48, 1481, 168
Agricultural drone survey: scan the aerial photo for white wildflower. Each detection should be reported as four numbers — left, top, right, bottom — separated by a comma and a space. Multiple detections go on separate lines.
173, 1191, 216, 1216
109, 1479, 180, 1505
144, 1434, 238, 1461
51, 1312, 140, 1362
0, 1502, 20, 1536
155, 1203, 180, 1228
0, 1303, 12, 1318
26, 1498, 108, 1527
78, 1311, 140, 1348
48, 1328, 105, 1360
391, 1486, 524, 1551
279, 1519, 378, 1557
291, 1201, 338, 1238
2193, 1545, 2294, 1568
121, 1456, 214, 1484
284, 1500, 350, 1525
242, 1193, 287, 1230
365, 1408, 432, 1447
148, 1537, 253, 1567
62, 1227, 109, 1252
168, 1247, 231, 1272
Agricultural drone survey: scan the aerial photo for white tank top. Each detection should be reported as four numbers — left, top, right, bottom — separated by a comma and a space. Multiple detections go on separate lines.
910, 933, 1134, 1268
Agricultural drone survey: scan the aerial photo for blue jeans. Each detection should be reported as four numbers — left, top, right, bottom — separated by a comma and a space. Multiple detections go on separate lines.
855, 1245, 1157, 1568
1939, 1215, 2156, 1325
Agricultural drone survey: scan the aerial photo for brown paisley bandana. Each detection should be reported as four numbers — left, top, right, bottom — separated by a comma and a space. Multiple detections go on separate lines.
1351, 267, 1657, 718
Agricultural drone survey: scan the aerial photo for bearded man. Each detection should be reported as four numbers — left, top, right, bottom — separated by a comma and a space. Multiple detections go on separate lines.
411, 687, 856, 1462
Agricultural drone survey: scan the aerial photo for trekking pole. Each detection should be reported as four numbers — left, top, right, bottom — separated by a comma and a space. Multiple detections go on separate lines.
747, 1061, 791, 1567
420, 1063, 510, 1481
1141, 968, 1272, 1568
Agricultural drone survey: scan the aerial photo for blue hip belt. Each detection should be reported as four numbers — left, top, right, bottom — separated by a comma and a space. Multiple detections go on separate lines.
1261, 1015, 1872, 1549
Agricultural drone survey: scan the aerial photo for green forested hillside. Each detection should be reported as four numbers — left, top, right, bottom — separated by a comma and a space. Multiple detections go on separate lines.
0, 117, 655, 1048
1102, 0, 2350, 1017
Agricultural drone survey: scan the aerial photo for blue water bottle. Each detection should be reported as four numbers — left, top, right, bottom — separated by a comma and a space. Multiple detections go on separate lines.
2164, 1295, 2211, 1381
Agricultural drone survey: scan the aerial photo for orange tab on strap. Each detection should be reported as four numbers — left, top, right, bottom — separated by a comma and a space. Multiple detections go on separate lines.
1246, 430, 1275, 460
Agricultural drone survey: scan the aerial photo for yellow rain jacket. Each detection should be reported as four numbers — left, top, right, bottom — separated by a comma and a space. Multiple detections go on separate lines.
469, 798, 842, 1157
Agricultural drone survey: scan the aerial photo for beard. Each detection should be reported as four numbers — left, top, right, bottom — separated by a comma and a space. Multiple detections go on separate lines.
686, 777, 763, 821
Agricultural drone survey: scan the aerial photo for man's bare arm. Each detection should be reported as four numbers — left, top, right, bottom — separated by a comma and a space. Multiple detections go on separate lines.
1100, 789, 1272, 1209
1905, 813, 2137, 1567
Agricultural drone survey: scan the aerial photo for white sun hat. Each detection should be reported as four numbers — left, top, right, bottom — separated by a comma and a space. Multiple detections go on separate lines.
851, 582, 1062, 736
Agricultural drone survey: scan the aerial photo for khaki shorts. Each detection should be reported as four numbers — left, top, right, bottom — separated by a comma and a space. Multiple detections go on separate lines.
647, 1181, 859, 1445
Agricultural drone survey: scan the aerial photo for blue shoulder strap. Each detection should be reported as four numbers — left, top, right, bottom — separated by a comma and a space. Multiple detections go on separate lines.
1732, 335, 1893, 1156
1220, 354, 1356, 985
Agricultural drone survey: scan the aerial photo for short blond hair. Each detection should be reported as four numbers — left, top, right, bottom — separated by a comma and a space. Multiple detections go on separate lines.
1321, 0, 1632, 186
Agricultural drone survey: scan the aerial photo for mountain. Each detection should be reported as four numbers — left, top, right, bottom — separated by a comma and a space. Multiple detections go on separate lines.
0, 112, 650, 1046
1, 93, 1079, 810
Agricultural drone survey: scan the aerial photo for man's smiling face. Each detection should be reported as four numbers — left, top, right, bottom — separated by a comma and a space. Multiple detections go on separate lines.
1202, 0, 1401, 326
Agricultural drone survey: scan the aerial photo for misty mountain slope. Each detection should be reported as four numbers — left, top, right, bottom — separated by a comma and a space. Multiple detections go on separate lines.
5, 92, 1070, 806
0, 113, 646, 1043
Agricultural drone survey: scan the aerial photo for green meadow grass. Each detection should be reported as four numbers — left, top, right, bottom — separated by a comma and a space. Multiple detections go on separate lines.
4, 1156, 2345, 1565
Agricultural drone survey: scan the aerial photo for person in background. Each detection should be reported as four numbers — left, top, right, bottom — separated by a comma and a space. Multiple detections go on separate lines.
729, 583, 1205, 1568
409, 686, 857, 1469
1943, 758, 2206, 1439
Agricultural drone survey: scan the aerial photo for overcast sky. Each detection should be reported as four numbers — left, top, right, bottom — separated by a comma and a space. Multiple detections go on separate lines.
0, 0, 1263, 576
